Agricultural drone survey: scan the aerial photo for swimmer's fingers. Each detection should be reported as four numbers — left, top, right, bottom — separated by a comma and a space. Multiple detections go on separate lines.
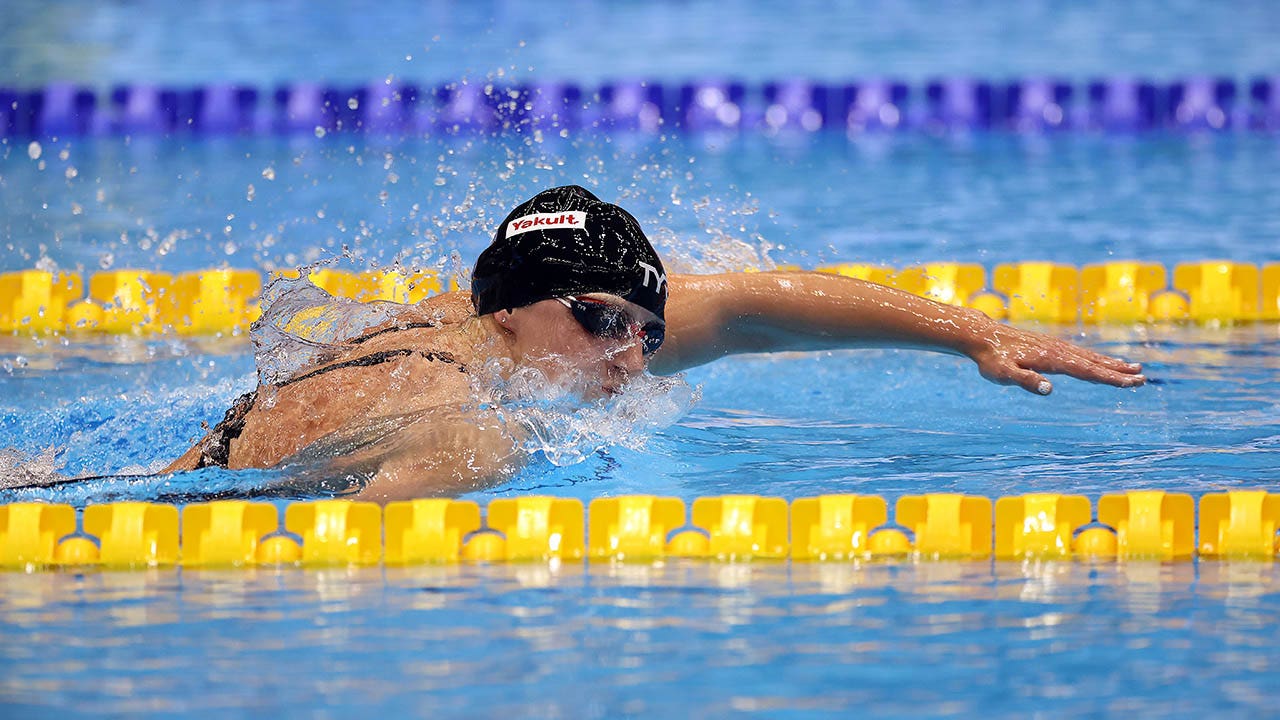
1035, 339, 1147, 387
1059, 342, 1143, 375
1042, 355, 1147, 388
973, 329, 1145, 394
1016, 342, 1147, 389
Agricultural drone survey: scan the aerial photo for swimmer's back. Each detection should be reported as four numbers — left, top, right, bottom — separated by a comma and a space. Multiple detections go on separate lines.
165, 293, 482, 472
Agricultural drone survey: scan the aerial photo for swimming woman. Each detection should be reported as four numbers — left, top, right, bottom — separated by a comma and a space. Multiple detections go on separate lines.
158, 185, 1143, 501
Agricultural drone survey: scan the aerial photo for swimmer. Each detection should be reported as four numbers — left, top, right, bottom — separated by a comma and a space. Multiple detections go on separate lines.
145, 184, 1140, 501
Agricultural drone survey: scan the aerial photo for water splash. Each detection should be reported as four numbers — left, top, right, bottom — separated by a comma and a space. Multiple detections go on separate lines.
0, 445, 65, 491
488, 362, 700, 467
250, 270, 406, 386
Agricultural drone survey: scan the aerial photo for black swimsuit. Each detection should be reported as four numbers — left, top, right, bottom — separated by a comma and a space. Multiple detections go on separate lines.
194, 323, 466, 469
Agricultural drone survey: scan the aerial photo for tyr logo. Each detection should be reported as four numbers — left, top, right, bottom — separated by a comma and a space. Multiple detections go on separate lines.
638, 261, 667, 293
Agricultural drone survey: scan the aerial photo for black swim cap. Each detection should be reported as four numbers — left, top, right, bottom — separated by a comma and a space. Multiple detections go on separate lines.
471, 185, 667, 320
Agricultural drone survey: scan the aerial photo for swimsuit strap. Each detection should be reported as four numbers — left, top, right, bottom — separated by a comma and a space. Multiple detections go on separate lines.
348, 321, 441, 345
278, 348, 464, 388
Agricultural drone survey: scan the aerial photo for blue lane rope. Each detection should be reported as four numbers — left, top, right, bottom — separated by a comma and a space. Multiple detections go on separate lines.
2, 77, 1278, 138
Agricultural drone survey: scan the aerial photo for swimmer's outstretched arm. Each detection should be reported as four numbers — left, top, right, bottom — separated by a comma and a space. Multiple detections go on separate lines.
651, 271, 1144, 394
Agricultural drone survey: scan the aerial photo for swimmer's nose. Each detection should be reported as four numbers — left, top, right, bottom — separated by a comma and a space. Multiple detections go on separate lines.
609, 339, 646, 382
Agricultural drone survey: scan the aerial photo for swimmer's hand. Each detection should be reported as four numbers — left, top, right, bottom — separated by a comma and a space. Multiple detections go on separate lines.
966, 321, 1145, 395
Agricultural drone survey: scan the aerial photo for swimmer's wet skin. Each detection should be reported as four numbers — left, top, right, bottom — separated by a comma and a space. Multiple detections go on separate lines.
145, 185, 1141, 502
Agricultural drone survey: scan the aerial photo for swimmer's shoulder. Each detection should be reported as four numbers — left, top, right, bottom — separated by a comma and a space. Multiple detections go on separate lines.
251, 291, 477, 389
349, 292, 469, 336
379, 291, 474, 327
419, 291, 476, 323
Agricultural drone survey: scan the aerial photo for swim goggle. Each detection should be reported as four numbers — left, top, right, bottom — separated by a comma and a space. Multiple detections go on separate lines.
556, 296, 665, 355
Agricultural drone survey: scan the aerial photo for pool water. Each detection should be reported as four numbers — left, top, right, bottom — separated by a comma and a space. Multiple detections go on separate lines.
4, 0, 1280, 716
3, 131, 1280, 716
2, 562, 1278, 718
4, 133, 1280, 276
4, 0, 1280, 85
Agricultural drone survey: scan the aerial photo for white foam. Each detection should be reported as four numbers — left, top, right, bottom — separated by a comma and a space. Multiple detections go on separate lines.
487, 362, 700, 467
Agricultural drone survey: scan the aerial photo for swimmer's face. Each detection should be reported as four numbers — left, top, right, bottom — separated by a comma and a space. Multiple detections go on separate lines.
495, 294, 660, 399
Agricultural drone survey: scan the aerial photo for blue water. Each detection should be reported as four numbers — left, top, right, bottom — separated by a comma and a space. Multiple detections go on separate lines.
3, 0, 1280, 86
4, 1, 1280, 717
2, 563, 1278, 718
4, 133, 1280, 275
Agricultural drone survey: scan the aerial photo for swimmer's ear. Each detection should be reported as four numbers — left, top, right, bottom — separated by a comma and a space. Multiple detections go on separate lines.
495, 309, 513, 327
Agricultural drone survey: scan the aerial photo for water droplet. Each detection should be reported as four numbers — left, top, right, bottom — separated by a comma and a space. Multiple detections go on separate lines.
27, 141, 41, 160
64, 167, 78, 179
314, 126, 327, 138
262, 166, 276, 180
347, 97, 359, 110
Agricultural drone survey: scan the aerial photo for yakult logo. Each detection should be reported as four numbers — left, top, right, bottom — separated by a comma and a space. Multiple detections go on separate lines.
506, 211, 586, 238
638, 260, 667, 293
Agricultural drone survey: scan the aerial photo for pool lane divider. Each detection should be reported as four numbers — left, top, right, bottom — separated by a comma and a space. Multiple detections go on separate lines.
3, 77, 1280, 137
3, 261, 1279, 337
1, 491, 1278, 570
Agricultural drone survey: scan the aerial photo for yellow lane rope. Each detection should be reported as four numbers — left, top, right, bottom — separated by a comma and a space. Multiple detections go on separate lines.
2, 490, 1277, 569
